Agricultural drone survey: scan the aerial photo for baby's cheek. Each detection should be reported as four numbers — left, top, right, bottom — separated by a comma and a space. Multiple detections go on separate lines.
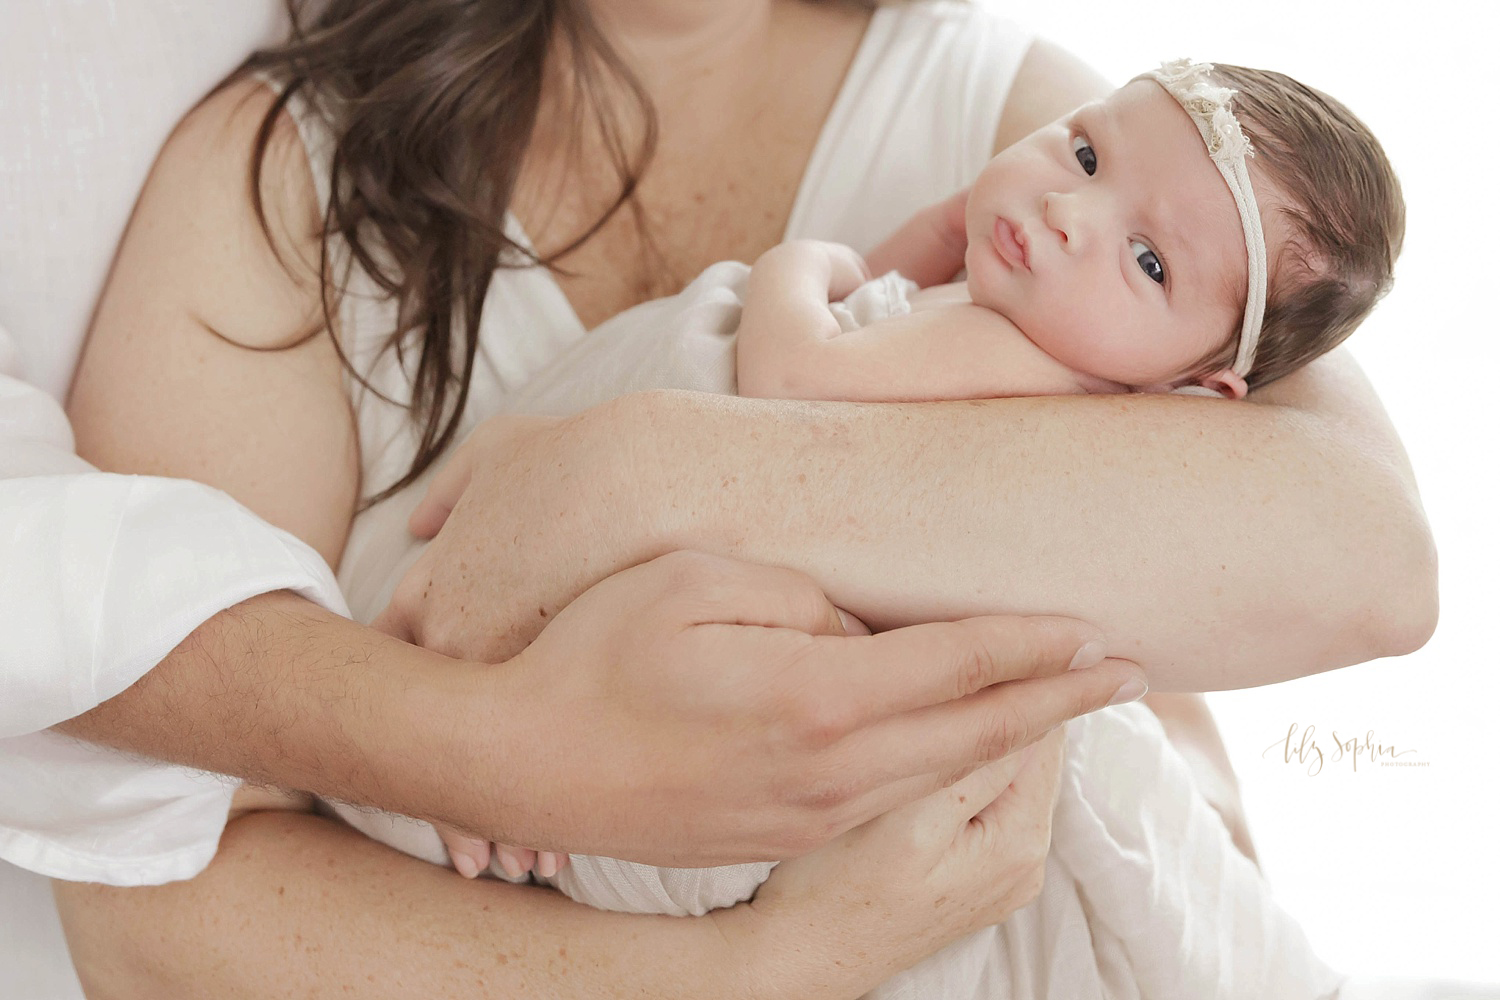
1026, 301, 1110, 372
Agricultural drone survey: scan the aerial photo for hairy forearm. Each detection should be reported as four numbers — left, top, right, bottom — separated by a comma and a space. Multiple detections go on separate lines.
56, 591, 502, 831
603, 352, 1435, 691
54, 811, 802, 1000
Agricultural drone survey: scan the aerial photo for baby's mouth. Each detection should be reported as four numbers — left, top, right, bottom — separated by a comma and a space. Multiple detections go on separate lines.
993, 217, 1030, 271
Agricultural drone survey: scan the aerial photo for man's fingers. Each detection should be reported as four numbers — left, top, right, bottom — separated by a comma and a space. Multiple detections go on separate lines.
407, 447, 475, 540
810, 615, 1108, 729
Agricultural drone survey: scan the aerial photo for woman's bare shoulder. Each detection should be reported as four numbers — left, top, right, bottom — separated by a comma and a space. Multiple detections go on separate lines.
69, 75, 358, 566
134, 75, 327, 349
993, 40, 1112, 154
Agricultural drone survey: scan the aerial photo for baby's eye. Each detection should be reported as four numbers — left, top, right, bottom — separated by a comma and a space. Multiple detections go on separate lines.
1131, 240, 1165, 284
1071, 135, 1097, 176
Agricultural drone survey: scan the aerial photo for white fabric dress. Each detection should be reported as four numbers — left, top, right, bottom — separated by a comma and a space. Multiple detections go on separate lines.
282, 3, 1343, 997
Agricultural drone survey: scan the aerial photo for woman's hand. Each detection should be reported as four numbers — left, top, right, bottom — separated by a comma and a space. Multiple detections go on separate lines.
747, 728, 1068, 993
380, 411, 631, 662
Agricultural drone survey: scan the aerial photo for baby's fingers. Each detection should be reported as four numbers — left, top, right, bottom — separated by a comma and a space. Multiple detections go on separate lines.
536, 851, 571, 879
496, 845, 536, 879
434, 823, 492, 880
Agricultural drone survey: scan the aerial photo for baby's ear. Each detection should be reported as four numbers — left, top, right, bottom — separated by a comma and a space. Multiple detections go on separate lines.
1194, 368, 1248, 400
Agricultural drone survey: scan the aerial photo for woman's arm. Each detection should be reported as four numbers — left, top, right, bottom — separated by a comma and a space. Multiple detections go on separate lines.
630, 372, 1437, 691
391, 357, 1436, 693
54, 810, 769, 1000
54, 711, 1074, 1000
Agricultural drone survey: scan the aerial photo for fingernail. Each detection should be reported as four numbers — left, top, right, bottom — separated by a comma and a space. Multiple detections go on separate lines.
1107, 677, 1148, 706
499, 851, 525, 879
538, 853, 559, 879
836, 609, 854, 634
1069, 639, 1107, 671
453, 852, 479, 879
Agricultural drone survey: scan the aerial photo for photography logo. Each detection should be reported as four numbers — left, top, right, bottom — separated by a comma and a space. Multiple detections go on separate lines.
1262, 723, 1429, 777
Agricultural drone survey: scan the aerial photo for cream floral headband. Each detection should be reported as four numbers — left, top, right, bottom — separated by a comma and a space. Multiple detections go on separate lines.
1140, 59, 1266, 392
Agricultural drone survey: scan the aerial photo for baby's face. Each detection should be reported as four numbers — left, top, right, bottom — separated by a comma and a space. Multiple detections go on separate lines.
965, 79, 1269, 393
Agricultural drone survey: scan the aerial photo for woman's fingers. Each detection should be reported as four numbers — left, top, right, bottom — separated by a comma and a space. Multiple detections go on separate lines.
653, 551, 863, 637
922, 746, 1036, 830
818, 659, 1139, 834
969, 728, 1067, 836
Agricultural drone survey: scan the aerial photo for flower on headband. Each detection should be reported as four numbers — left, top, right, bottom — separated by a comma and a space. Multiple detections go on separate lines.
1149, 59, 1256, 164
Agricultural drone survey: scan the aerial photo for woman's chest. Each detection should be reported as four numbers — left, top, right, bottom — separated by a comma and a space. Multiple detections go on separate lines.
534, 149, 808, 330
513, 3, 870, 331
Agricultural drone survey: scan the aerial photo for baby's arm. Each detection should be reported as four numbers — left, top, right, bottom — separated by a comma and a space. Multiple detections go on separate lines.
734, 239, 872, 399
863, 189, 970, 288
737, 240, 1100, 403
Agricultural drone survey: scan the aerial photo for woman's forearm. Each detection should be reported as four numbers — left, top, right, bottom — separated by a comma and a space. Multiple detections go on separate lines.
54, 811, 834, 1000
609, 350, 1436, 691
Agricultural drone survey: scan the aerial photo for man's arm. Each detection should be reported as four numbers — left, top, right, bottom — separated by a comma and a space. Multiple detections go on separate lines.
54, 591, 484, 821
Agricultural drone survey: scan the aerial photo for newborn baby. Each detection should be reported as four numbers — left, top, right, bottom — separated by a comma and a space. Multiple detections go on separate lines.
346, 58, 1396, 999
733, 58, 1401, 405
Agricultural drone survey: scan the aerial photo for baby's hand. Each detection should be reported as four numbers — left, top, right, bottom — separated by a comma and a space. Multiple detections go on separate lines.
753, 240, 871, 303
818, 241, 873, 302
434, 821, 571, 880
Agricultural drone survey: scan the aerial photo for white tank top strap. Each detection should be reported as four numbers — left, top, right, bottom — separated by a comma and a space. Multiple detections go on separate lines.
785, 0, 1034, 251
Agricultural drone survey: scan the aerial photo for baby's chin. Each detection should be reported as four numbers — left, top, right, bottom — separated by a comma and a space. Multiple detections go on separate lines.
961, 257, 1005, 313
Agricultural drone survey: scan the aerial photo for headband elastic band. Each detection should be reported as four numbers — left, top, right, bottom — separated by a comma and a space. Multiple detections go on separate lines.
1139, 59, 1267, 395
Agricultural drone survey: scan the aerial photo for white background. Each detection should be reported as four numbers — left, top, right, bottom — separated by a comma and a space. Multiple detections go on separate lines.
1011, 0, 1499, 983
3, 1, 1496, 995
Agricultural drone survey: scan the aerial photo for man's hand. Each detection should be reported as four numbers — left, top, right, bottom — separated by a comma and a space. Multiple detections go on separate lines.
461, 550, 1144, 865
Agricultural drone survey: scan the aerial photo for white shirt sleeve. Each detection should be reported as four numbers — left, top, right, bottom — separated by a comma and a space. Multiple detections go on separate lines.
0, 326, 351, 884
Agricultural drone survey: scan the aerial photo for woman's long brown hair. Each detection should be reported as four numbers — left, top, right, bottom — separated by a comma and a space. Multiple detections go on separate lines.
238, 0, 656, 504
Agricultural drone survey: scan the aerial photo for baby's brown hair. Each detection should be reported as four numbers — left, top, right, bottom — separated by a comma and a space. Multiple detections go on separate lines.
1193, 64, 1405, 389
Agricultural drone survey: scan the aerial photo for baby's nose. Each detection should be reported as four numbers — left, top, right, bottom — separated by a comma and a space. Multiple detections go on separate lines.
1042, 191, 1083, 252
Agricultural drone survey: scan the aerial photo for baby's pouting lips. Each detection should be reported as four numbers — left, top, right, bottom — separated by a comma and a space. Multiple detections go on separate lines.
992, 217, 1030, 271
